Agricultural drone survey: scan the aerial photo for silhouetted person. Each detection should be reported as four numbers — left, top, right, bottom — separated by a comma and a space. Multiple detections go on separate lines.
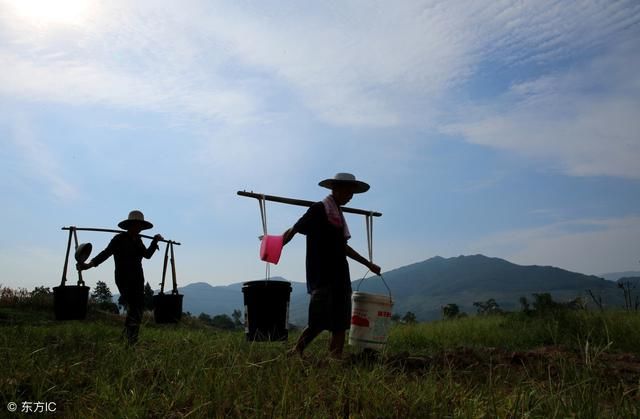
77, 210, 162, 345
283, 173, 381, 359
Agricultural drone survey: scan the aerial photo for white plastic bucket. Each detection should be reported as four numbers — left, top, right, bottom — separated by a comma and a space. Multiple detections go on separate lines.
348, 291, 394, 351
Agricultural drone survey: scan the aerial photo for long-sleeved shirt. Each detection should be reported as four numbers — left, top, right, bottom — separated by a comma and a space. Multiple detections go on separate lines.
91, 232, 158, 296
294, 202, 351, 294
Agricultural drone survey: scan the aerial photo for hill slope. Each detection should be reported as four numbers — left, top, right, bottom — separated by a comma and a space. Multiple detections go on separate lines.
354, 255, 622, 320
600, 271, 640, 281
178, 255, 625, 323
177, 277, 308, 321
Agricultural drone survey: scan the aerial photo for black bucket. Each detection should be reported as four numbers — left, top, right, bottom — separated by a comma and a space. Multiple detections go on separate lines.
242, 280, 292, 341
53, 285, 90, 320
153, 293, 183, 324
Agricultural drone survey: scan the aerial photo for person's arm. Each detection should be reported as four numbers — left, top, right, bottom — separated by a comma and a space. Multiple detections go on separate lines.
144, 234, 163, 259
346, 244, 381, 275
282, 227, 297, 246
283, 203, 322, 246
78, 236, 118, 271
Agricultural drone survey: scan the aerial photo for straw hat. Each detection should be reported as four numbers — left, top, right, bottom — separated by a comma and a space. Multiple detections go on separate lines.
118, 210, 153, 230
75, 243, 93, 263
319, 172, 370, 194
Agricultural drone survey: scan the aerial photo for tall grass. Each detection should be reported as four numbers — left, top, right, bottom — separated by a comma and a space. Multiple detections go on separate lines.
389, 310, 640, 353
1, 304, 639, 418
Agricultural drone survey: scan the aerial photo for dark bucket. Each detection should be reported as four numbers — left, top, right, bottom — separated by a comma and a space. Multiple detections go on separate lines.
53, 285, 90, 320
242, 280, 292, 341
153, 293, 183, 324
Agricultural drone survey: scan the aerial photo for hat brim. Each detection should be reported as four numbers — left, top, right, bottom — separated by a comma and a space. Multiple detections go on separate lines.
75, 243, 92, 263
319, 179, 370, 194
118, 219, 153, 230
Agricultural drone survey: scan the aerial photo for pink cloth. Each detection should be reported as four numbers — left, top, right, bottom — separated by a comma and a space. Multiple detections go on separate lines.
322, 195, 351, 239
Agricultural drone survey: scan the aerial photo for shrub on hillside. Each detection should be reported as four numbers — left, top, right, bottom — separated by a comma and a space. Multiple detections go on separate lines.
0, 285, 53, 309
91, 301, 120, 314
29, 286, 54, 309
0, 286, 30, 307
89, 281, 119, 314
198, 312, 240, 330
442, 303, 467, 320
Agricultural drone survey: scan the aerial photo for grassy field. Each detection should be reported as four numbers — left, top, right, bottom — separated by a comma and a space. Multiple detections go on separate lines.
1, 305, 639, 418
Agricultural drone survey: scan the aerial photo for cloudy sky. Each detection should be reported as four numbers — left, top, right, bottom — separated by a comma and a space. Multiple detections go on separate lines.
1, 0, 639, 293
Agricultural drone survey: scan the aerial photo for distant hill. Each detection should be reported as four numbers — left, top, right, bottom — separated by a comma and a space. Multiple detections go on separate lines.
599, 271, 640, 281
175, 255, 626, 324
617, 276, 640, 287
353, 255, 623, 320
176, 277, 309, 322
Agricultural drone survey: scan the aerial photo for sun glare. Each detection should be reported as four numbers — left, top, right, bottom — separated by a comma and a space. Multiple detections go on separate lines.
8, 0, 94, 26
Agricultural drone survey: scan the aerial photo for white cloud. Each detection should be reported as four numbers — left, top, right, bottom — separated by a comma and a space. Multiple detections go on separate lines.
192, 1, 474, 126
2, 0, 637, 129
0, 51, 259, 124
5, 114, 79, 201
466, 216, 640, 275
442, 38, 640, 179
0, 1, 261, 125
1, 0, 639, 181
195, 0, 640, 127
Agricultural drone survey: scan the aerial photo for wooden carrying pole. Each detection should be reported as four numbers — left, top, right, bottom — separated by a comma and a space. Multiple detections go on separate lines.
237, 191, 382, 217
61, 227, 181, 245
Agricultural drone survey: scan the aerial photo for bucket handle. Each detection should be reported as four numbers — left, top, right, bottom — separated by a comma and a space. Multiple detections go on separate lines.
60, 227, 85, 287
159, 242, 179, 295
169, 241, 179, 294
366, 213, 374, 265
355, 270, 392, 302
159, 242, 170, 294
72, 229, 85, 287
257, 195, 272, 281
355, 214, 391, 300
60, 228, 74, 287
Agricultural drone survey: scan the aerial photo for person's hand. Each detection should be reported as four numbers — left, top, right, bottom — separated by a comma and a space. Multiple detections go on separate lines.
369, 262, 381, 276
153, 234, 164, 241
76, 261, 92, 271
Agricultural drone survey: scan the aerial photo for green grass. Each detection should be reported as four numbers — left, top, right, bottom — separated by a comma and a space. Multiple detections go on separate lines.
1, 307, 639, 418
388, 310, 640, 353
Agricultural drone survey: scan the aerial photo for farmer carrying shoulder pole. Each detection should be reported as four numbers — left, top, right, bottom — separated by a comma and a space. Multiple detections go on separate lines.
77, 210, 163, 345
283, 173, 381, 359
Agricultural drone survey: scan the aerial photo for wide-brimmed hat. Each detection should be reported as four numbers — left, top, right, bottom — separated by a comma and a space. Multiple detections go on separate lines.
118, 210, 153, 231
75, 243, 93, 263
318, 172, 370, 194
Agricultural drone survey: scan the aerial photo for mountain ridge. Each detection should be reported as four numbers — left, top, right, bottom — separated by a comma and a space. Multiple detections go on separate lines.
599, 271, 640, 281
173, 254, 625, 323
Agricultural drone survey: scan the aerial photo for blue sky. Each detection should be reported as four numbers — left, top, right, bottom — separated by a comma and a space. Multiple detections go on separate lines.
1, 0, 639, 293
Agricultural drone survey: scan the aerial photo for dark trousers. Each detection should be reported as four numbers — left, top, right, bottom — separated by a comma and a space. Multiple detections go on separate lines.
308, 288, 352, 332
122, 289, 144, 345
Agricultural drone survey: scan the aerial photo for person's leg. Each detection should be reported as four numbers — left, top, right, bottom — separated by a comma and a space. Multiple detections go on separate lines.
124, 293, 144, 346
289, 289, 327, 356
328, 330, 346, 358
118, 286, 130, 341
124, 307, 142, 345
328, 289, 351, 359
290, 326, 322, 356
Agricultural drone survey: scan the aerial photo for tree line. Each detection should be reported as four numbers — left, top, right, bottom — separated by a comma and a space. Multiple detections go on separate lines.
441, 292, 606, 320
3, 278, 638, 326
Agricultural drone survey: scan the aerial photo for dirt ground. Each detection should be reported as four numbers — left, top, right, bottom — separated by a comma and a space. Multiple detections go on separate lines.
348, 346, 640, 386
